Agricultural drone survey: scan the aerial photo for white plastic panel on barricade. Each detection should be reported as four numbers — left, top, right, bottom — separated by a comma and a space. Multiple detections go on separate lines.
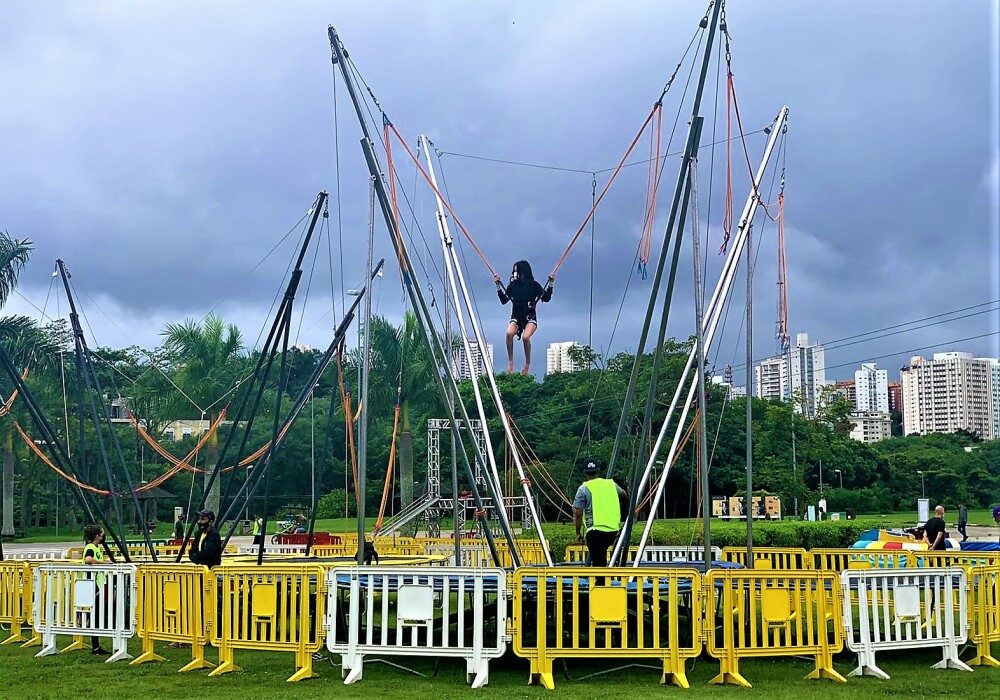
841, 567, 971, 679
32, 563, 137, 663
5, 549, 65, 560
235, 544, 307, 555
326, 566, 506, 688
636, 545, 722, 563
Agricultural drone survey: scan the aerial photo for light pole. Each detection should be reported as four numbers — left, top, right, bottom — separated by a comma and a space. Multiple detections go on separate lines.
834, 469, 843, 490
917, 470, 925, 499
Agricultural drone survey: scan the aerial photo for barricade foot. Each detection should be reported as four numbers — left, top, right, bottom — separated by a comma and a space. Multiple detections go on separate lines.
805, 666, 847, 683
208, 660, 240, 676
527, 660, 555, 689
932, 657, 974, 673
131, 650, 167, 666
19, 634, 40, 649
1, 630, 24, 645
60, 637, 86, 653
848, 663, 890, 680
35, 643, 58, 658
968, 654, 1000, 668
178, 654, 215, 673
661, 670, 689, 689
107, 646, 132, 663
708, 670, 752, 688
287, 664, 317, 683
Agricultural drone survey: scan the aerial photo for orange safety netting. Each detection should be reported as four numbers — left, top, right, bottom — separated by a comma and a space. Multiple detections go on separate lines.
372, 399, 401, 534
0, 366, 30, 418
335, 352, 360, 507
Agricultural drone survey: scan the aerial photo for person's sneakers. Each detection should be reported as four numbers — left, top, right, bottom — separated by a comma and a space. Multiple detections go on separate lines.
167, 642, 190, 649
91, 647, 111, 656
311, 651, 328, 661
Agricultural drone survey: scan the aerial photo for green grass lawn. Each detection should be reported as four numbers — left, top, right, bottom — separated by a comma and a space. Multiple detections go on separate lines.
0, 635, 996, 698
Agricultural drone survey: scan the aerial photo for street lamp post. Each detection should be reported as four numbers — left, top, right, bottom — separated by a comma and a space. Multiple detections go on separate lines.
916, 470, 925, 499
834, 469, 843, 490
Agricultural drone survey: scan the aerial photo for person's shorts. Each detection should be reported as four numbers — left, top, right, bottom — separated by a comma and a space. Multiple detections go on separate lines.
509, 311, 538, 338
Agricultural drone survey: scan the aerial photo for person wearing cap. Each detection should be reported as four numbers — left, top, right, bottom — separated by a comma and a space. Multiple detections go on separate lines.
573, 460, 627, 567
188, 509, 223, 568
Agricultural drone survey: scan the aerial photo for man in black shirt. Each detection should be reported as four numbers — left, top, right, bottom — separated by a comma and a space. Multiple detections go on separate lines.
188, 509, 223, 568
924, 505, 948, 551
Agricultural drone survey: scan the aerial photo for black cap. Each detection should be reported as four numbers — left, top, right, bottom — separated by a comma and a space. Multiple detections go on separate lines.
196, 509, 215, 520
583, 459, 599, 475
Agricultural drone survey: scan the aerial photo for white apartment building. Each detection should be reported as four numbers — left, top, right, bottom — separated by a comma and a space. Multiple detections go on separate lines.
981, 357, 1000, 440
754, 332, 826, 417
546, 341, 586, 375
854, 362, 889, 413
901, 352, 995, 439
452, 340, 494, 380
848, 411, 892, 443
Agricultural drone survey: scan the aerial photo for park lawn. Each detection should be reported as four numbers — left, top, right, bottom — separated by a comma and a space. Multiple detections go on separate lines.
0, 638, 996, 699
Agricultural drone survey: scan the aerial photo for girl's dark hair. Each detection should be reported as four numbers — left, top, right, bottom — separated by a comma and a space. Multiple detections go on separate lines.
511, 260, 534, 285
83, 524, 103, 543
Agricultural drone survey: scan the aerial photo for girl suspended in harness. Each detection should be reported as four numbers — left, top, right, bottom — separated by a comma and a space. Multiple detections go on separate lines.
495, 260, 553, 375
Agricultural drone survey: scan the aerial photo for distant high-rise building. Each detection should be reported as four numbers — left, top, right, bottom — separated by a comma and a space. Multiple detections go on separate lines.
711, 374, 746, 400
854, 362, 889, 413
887, 380, 904, 418
901, 352, 995, 439
754, 333, 826, 417
848, 411, 892, 444
834, 379, 856, 405
452, 340, 493, 380
983, 358, 1000, 440
546, 341, 586, 375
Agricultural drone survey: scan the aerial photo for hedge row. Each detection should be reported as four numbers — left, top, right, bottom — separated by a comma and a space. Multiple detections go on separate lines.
539, 519, 882, 563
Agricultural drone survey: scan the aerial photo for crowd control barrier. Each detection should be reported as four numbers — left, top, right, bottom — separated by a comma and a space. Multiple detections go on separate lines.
4, 549, 65, 561
0, 560, 30, 645
704, 568, 845, 687
840, 567, 970, 679
132, 563, 214, 672
721, 546, 810, 570
511, 566, 702, 689
911, 551, 1000, 569
210, 563, 326, 682
811, 548, 909, 572
422, 542, 494, 567
236, 544, 309, 556
32, 562, 137, 662
326, 566, 507, 687
966, 564, 1000, 668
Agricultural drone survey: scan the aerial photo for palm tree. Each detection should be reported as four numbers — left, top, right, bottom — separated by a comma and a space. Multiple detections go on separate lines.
0, 231, 33, 536
161, 314, 245, 513
366, 312, 439, 507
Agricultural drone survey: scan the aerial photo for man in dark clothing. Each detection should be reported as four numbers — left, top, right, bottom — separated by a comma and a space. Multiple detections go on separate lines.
957, 504, 968, 542
495, 260, 553, 375
188, 509, 223, 568
173, 514, 186, 542
924, 505, 948, 551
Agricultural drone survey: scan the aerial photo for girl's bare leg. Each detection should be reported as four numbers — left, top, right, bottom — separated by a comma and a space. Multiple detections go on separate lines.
520, 322, 537, 375
505, 322, 518, 373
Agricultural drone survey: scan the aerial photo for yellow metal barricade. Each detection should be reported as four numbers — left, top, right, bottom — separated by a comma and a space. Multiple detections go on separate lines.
564, 544, 640, 564
705, 568, 845, 687
810, 548, 912, 572
968, 564, 1000, 667
721, 546, 810, 570
0, 560, 30, 645
132, 563, 214, 672
512, 566, 702, 689
210, 563, 326, 682
911, 551, 1000, 569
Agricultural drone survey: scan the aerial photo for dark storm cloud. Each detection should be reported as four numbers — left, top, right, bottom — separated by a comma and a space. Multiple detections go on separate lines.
1, 1, 996, 377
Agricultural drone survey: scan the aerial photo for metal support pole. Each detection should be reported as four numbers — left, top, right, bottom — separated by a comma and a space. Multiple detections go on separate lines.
745, 220, 754, 562
357, 178, 375, 564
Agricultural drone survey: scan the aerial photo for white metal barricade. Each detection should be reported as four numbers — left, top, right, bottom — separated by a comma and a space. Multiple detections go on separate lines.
421, 543, 494, 568
326, 566, 507, 688
33, 563, 136, 662
841, 567, 972, 679
636, 545, 722, 563
5, 549, 65, 560
235, 544, 307, 555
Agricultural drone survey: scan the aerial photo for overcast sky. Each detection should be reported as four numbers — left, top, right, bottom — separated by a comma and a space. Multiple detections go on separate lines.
1, 0, 997, 382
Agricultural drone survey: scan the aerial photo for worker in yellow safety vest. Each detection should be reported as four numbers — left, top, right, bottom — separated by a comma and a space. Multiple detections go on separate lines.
81, 524, 110, 656
573, 459, 627, 567
252, 515, 264, 545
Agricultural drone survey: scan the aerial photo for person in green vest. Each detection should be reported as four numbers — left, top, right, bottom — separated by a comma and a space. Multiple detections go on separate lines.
252, 514, 264, 545
573, 459, 627, 567
81, 524, 110, 656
